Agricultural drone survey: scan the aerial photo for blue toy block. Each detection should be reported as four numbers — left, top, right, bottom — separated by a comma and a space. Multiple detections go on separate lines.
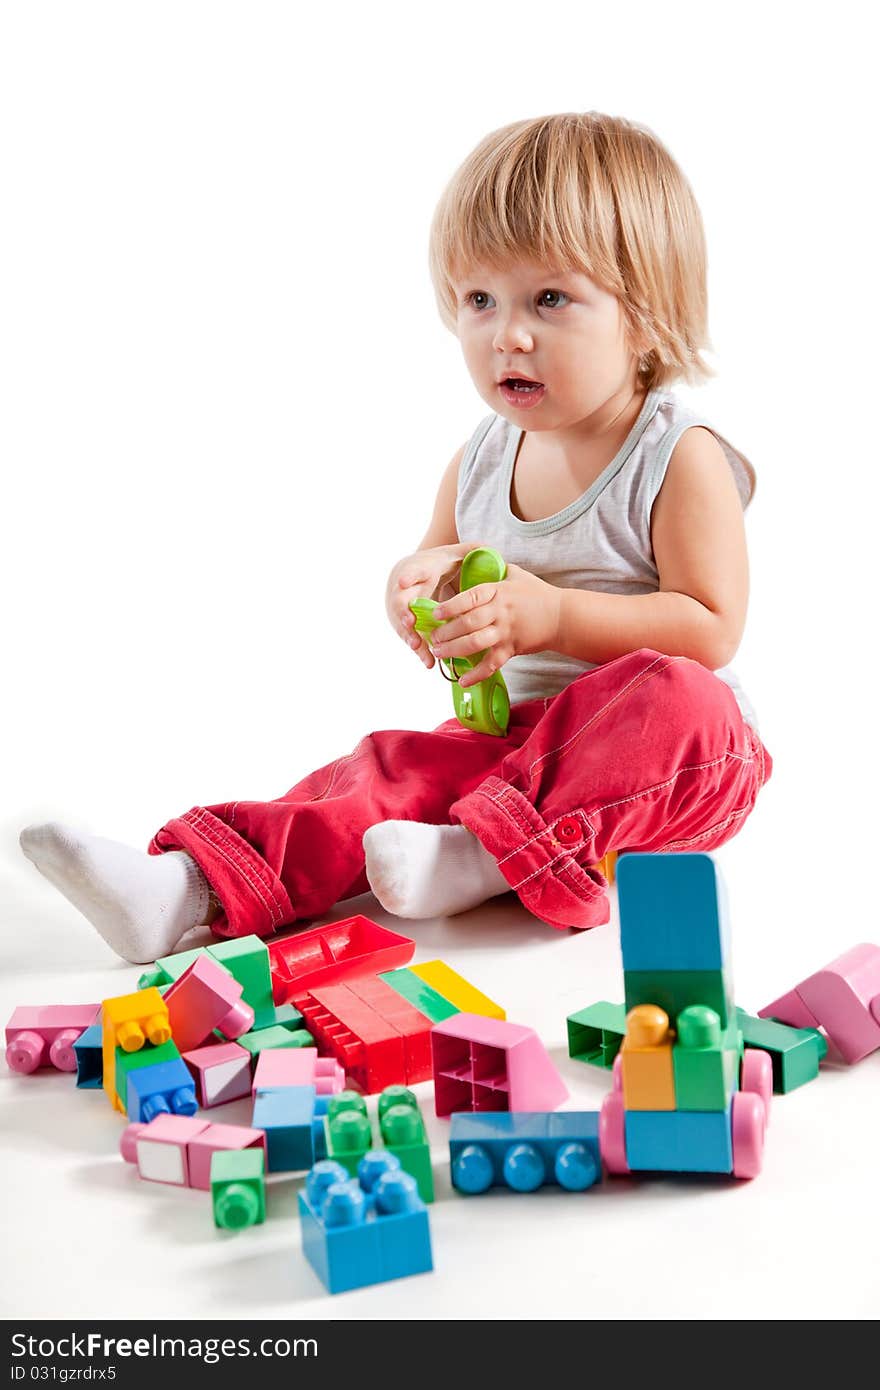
125, 1057, 198, 1123
617, 852, 731, 972
449, 1112, 602, 1194
252, 1085, 329, 1172
624, 1101, 734, 1173
73, 1023, 103, 1089
298, 1153, 432, 1294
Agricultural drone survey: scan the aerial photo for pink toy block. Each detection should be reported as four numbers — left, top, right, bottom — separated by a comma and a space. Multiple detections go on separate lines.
731, 1091, 766, 1178
599, 1091, 629, 1174
251, 1046, 345, 1097
186, 1123, 267, 1190
6, 1004, 101, 1075
164, 955, 254, 1053
120, 1114, 211, 1186
430, 1012, 568, 1117
758, 987, 821, 1031
795, 943, 880, 1063
183, 1041, 252, 1107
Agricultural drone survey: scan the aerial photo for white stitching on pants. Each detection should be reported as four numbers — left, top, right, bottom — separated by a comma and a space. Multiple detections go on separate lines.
188, 809, 285, 926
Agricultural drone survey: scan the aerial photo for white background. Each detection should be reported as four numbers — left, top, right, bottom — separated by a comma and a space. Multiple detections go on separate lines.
2, 0, 878, 1322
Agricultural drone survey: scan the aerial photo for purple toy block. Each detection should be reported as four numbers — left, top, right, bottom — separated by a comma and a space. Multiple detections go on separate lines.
120, 1114, 211, 1186
430, 1012, 568, 1117
186, 1123, 267, 1191
164, 955, 254, 1053
183, 1041, 252, 1107
795, 943, 880, 1063
6, 1004, 102, 1074
251, 1045, 345, 1097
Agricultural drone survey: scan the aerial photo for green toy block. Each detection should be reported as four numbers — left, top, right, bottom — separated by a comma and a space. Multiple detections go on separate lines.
379, 968, 459, 1024
207, 937, 275, 1029
625, 968, 734, 1028
236, 1024, 314, 1059
736, 1008, 827, 1092
211, 1148, 266, 1230
566, 1001, 626, 1067
672, 1007, 741, 1111
270, 1002, 307, 1032
324, 1092, 371, 1177
137, 965, 167, 990
377, 1086, 434, 1203
114, 1038, 181, 1112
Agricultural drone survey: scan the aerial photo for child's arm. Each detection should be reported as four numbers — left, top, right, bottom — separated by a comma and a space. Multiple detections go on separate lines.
555, 427, 748, 670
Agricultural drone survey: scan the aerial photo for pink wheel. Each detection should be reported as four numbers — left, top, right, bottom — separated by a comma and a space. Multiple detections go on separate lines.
599, 1091, 629, 1174
612, 1051, 623, 1091
731, 1091, 765, 1178
49, 1028, 80, 1072
740, 1048, 772, 1125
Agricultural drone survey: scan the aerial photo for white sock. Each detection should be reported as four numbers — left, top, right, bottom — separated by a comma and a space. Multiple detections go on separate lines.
19, 822, 212, 964
363, 820, 510, 919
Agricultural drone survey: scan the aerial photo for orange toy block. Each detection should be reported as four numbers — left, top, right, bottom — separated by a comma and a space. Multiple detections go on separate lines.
101, 988, 171, 1112
621, 1004, 676, 1111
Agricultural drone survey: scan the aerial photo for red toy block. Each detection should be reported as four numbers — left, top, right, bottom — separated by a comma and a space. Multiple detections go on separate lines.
345, 976, 434, 1085
430, 1013, 569, 1117
164, 955, 254, 1053
267, 916, 415, 1003
294, 982, 406, 1094
182, 1041, 252, 1107
251, 1046, 345, 1096
186, 1123, 267, 1191
6, 1004, 101, 1075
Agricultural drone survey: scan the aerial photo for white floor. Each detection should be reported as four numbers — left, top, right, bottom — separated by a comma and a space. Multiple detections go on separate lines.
3, 834, 879, 1322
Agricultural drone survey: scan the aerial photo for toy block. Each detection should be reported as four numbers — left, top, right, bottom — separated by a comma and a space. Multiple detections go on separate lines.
268, 915, 415, 1003
298, 1153, 432, 1294
115, 1039, 182, 1114
344, 975, 435, 1085
620, 1005, 676, 1110
625, 968, 734, 1029
252, 1046, 344, 1096
379, 968, 459, 1023
6, 1004, 101, 1075
785, 944, 880, 1064
377, 1086, 433, 1204
235, 1024, 315, 1059
293, 983, 407, 1094
138, 947, 206, 993
595, 849, 618, 884
164, 955, 254, 1053
120, 1114, 211, 1186
269, 1003, 308, 1032
625, 1102, 734, 1173
566, 1000, 626, 1068
757, 987, 821, 1031
450, 1111, 602, 1194
73, 1022, 104, 1088
430, 1012, 568, 1117
323, 1092, 372, 1177
206, 936, 276, 1029
409, 960, 505, 1020
126, 1056, 198, 1124
182, 1041, 252, 1107
737, 1009, 826, 1092
211, 1148, 266, 1230
252, 1085, 329, 1171
617, 852, 731, 972
672, 1007, 740, 1111
101, 988, 171, 1108
186, 1123, 267, 1191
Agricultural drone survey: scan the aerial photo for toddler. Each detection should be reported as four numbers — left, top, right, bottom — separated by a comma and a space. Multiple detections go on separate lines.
20, 111, 773, 963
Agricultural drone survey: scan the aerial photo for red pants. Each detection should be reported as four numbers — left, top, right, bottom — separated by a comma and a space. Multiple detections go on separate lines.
149, 649, 772, 938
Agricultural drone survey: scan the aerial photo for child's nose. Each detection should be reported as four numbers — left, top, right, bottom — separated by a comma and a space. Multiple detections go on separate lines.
492, 314, 534, 354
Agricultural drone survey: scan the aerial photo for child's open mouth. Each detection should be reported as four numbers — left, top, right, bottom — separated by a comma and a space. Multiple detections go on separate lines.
499, 378, 546, 408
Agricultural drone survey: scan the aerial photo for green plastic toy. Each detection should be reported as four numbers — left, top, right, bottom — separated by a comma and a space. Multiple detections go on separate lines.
410, 546, 511, 737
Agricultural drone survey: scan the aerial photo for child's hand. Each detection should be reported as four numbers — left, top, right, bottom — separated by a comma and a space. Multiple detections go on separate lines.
386, 543, 489, 670
428, 564, 562, 687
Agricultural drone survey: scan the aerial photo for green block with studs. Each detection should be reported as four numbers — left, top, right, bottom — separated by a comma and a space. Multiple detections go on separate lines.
625, 968, 734, 1029
207, 936, 276, 1030
736, 1008, 826, 1092
236, 1024, 314, 1059
323, 1092, 371, 1177
566, 1000, 626, 1068
211, 1148, 266, 1230
672, 1006, 741, 1111
377, 1085, 434, 1203
379, 968, 459, 1024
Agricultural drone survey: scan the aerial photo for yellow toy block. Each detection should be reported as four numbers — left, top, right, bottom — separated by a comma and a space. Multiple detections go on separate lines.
101, 988, 171, 1111
410, 960, 505, 1020
621, 1004, 676, 1111
596, 850, 618, 884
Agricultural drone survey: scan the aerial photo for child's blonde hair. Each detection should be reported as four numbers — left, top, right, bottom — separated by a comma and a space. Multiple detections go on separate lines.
429, 111, 713, 391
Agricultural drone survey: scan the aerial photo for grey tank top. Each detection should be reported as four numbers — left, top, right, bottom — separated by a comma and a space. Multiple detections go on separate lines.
454, 388, 759, 730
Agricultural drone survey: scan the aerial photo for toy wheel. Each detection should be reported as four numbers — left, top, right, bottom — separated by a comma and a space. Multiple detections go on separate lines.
731, 1091, 765, 1178
503, 1142, 546, 1192
740, 1047, 773, 1124
49, 1028, 80, 1072
452, 1143, 493, 1194
612, 1051, 623, 1091
599, 1091, 629, 1174
5, 1031, 44, 1075
554, 1141, 600, 1191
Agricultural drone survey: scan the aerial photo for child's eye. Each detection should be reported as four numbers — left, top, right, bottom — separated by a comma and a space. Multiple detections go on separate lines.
464, 291, 494, 311
539, 289, 570, 309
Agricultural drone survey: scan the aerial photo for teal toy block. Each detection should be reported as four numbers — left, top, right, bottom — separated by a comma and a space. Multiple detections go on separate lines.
211, 1148, 266, 1230
625, 968, 734, 1029
672, 1007, 741, 1111
617, 852, 731, 972
736, 1009, 826, 1092
450, 1111, 602, 1193
377, 1086, 434, 1203
298, 1154, 432, 1294
379, 968, 459, 1024
625, 1101, 734, 1173
566, 1001, 626, 1068
270, 1003, 307, 1032
252, 1085, 329, 1171
73, 1023, 103, 1088
236, 1023, 314, 1059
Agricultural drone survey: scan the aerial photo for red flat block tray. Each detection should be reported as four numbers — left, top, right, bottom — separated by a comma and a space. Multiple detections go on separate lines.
267, 915, 415, 1002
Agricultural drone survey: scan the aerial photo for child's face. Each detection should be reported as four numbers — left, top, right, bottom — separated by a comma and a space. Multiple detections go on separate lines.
452, 259, 642, 431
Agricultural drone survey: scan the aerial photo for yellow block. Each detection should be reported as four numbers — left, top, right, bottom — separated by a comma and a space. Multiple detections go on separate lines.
596, 850, 618, 884
410, 960, 505, 1020
621, 1003, 676, 1110
101, 988, 171, 1111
